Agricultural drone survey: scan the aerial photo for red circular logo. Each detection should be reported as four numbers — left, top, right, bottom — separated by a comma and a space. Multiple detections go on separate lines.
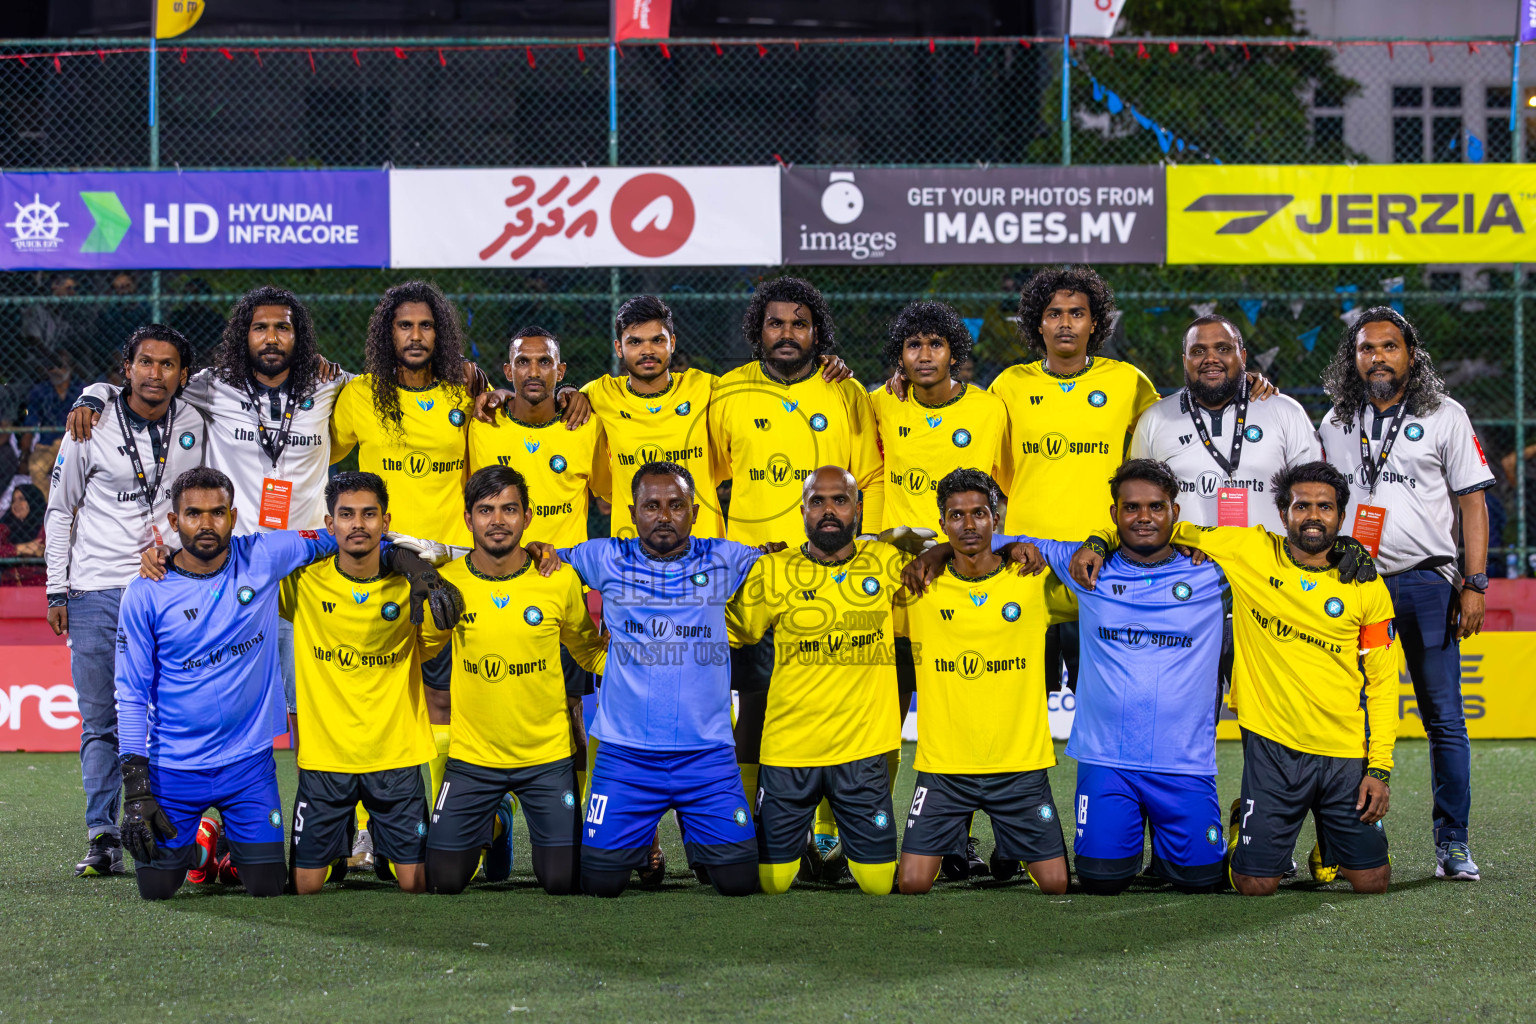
610, 174, 695, 258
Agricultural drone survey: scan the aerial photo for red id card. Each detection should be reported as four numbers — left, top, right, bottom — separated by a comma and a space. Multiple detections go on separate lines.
1217, 487, 1249, 527
259, 478, 293, 529
1351, 504, 1387, 557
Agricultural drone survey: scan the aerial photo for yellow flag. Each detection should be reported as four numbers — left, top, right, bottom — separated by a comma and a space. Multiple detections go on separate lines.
154, 0, 206, 39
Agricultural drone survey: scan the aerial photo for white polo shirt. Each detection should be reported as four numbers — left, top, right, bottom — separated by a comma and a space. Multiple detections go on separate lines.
1129, 388, 1322, 532
1318, 395, 1494, 578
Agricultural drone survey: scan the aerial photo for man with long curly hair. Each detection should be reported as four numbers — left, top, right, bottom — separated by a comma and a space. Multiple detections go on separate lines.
67, 286, 350, 780
1319, 306, 1493, 882
707, 276, 884, 882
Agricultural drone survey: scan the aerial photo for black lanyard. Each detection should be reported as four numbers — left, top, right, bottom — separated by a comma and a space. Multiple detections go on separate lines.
1186, 379, 1248, 477
114, 396, 175, 508
1358, 404, 1403, 496
246, 384, 297, 470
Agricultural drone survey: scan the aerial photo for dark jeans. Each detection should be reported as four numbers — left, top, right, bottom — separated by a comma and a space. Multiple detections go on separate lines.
1384, 569, 1472, 845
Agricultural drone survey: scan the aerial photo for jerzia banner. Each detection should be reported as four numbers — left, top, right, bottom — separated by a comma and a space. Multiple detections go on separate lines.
781, 166, 1166, 265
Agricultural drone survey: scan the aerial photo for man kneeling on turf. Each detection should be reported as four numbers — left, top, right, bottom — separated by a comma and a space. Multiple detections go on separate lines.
282, 471, 465, 895
1073, 462, 1395, 895
424, 466, 607, 895
893, 470, 1074, 894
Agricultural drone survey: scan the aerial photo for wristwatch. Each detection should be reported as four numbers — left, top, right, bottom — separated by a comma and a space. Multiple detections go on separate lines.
1464, 572, 1489, 593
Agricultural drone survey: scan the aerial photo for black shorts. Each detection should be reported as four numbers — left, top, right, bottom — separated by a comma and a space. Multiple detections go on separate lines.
1231, 730, 1389, 878
730, 629, 775, 695
560, 645, 595, 698
422, 642, 453, 691
901, 769, 1066, 863
291, 765, 429, 869
427, 757, 581, 851
757, 754, 896, 864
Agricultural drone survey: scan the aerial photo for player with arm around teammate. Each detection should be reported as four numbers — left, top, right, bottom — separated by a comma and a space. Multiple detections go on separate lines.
891, 470, 1074, 895
282, 471, 464, 895
530, 462, 767, 898
424, 466, 608, 896
1013, 460, 1231, 894
1073, 462, 1396, 895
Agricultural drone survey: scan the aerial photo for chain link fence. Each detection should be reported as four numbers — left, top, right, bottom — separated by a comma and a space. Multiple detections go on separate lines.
1, 34, 1532, 575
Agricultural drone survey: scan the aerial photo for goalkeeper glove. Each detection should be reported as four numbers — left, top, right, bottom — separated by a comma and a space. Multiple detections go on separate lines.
384, 545, 467, 628
1329, 536, 1379, 584
384, 531, 461, 567
120, 755, 177, 864
875, 526, 938, 556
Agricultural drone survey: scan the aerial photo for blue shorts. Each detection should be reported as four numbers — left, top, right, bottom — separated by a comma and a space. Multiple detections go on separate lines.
1072, 762, 1224, 888
582, 742, 756, 872
147, 750, 286, 871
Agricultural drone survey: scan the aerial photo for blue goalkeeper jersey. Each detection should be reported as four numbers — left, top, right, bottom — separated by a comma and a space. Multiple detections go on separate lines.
1015, 536, 1227, 775
115, 530, 337, 769
561, 536, 762, 752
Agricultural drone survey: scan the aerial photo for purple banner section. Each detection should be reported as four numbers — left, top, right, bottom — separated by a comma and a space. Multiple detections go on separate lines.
0, 170, 389, 270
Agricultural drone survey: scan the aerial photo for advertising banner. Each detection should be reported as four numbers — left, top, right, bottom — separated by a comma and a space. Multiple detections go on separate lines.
0, 170, 390, 270
1168, 164, 1536, 264
390, 167, 780, 268
781, 166, 1165, 265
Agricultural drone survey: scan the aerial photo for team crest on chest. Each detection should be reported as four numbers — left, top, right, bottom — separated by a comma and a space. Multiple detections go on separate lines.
1172, 582, 1192, 601
675, 401, 691, 415
1324, 597, 1345, 618
178, 432, 195, 450
861, 576, 880, 596
237, 586, 255, 605
523, 605, 543, 625
691, 572, 710, 587
449, 408, 465, 427
382, 602, 400, 621
952, 428, 971, 448
1001, 602, 1021, 621
1244, 425, 1263, 443
549, 454, 568, 473
1405, 423, 1424, 441
1087, 390, 1107, 407
809, 413, 828, 432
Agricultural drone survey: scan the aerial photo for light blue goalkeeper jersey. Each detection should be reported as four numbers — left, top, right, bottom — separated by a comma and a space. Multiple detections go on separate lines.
560, 536, 763, 752
115, 530, 337, 769
1010, 535, 1228, 775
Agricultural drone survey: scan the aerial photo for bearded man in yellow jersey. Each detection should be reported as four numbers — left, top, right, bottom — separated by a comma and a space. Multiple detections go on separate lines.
423, 466, 607, 896
709, 278, 884, 852
281, 471, 464, 895
893, 469, 1074, 895
727, 467, 909, 897
1072, 461, 1395, 895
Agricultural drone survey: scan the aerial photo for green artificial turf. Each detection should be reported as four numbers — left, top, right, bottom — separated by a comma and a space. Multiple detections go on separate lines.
2, 741, 1534, 1023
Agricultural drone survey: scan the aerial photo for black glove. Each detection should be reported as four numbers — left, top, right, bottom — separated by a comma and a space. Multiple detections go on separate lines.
1329, 535, 1379, 584
384, 545, 466, 628
120, 755, 176, 864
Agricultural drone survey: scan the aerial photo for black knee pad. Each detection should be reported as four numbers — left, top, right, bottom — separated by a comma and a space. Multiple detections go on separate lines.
707, 860, 759, 897
531, 846, 577, 896
135, 867, 186, 901
426, 848, 480, 895
240, 862, 286, 898
582, 868, 631, 898
1077, 874, 1135, 896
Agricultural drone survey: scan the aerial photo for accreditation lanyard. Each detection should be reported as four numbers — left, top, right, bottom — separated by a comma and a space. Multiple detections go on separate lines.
1358, 404, 1404, 499
114, 397, 175, 511
246, 384, 298, 470
1186, 380, 1248, 477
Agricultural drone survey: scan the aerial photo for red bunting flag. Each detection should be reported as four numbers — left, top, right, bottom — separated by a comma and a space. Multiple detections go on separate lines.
614, 0, 672, 41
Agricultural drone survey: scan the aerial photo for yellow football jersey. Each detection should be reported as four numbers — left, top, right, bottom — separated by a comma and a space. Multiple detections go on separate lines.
708, 362, 884, 548
893, 560, 1076, 774
466, 410, 606, 548
582, 368, 725, 540
330, 375, 472, 546
727, 540, 910, 767
1169, 522, 1397, 771
279, 557, 441, 773
871, 383, 1010, 533
427, 555, 607, 769
990, 358, 1158, 537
